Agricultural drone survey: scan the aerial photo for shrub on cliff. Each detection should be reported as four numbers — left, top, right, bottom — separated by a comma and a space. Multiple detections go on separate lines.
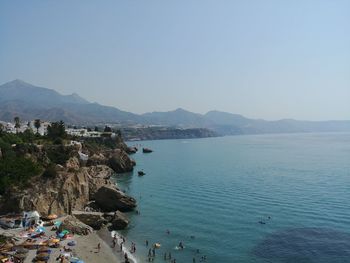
0, 156, 42, 194
42, 163, 58, 179
47, 121, 67, 140
45, 145, 74, 165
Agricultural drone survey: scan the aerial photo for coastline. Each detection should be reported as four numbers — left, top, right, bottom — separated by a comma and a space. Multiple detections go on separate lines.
97, 227, 137, 263
0, 224, 122, 263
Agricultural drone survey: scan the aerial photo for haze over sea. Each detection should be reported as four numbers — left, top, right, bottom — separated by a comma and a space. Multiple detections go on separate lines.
115, 133, 350, 263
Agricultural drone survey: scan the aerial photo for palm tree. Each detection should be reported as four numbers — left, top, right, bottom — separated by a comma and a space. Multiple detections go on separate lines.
34, 119, 41, 134
14, 116, 20, 133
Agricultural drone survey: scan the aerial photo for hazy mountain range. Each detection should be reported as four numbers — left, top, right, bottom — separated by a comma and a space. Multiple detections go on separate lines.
1, 79, 350, 135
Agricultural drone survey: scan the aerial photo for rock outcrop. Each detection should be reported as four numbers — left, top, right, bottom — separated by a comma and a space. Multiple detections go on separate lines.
72, 211, 108, 230
110, 211, 129, 230
108, 149, 135, 173
0, 165, 115, 216
59, 215, 93, 235
65, 157, 80, 171
86, 150, 136, 173
94, 185, 136, 212
0, 139, 137, 219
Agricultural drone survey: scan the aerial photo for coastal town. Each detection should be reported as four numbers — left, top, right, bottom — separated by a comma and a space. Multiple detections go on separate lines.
0, 119, 109, 138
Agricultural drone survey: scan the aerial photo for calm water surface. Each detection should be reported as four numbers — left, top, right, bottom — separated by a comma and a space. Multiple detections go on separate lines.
113, 133, 350, 263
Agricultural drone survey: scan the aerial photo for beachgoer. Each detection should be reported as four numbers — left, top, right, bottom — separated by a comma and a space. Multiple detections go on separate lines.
166, 229, 170, 235
97, 243, 101, 252
196, 249, 200, 254
168, 252, 172, 260
193, 257, 196, 263
178, 241, 184, 249
120, 242, 123, 252
152, 247, 155, 257
148, 248, 152, 257
146, 240, 149, 246
112, 239, 116, 248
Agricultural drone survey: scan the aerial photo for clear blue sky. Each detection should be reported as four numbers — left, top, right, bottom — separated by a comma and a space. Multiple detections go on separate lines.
0, 0, 349, 120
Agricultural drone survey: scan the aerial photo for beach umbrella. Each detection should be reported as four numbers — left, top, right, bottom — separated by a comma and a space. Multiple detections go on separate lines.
36, 226, 46, 233
47, 214, 58, 220
36, 252, 49, 258
15, 247, 28, 254
37, 246, 50, 253
67, 241, 76, 246
14, 253, 27, 260
54, 221, 62, 227
61, 230, 69, 235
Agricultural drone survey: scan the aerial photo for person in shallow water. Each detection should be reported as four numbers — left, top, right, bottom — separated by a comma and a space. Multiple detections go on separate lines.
178, 241, 184, 249
146, 240, 149, 246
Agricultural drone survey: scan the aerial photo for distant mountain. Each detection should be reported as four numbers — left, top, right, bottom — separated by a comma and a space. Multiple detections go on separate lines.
142, 108, 212, 127
205, 111, 350, 135
0, 79, 349, 135
0, 79, 89, 107
0, 80, 141, 124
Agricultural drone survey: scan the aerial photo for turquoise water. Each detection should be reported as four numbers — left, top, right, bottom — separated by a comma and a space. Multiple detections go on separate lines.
114, 133, 350, 263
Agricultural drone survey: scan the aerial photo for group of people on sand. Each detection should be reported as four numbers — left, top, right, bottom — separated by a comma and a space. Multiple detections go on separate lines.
110, 232, 134, 263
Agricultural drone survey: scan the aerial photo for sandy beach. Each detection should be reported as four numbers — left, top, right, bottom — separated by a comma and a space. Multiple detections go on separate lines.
0, 223, 124, 263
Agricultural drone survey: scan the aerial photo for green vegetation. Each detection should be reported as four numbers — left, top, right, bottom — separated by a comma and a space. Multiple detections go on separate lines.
45, 145, 73, 165
0, 120, 71, 194
0, 156, 42, 194
34, 119, 41, 134
0, 120, 126, 194
47, 121, 67, 140
42, 163, 58, 179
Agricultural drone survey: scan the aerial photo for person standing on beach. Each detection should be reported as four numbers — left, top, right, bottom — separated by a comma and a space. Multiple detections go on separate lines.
148, 248, 152, 257
168, 252, 172, 260
146, 240, 149, 246
97, 243, 101, 253
152, 247, 156, 257
124, 252, 129, 263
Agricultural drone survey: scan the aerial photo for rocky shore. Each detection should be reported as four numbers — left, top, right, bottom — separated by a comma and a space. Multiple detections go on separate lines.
0, 136, 139, 263
0, 143, 136, 217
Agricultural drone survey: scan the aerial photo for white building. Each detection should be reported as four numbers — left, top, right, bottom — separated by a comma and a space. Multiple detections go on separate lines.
65, 128, 102, 138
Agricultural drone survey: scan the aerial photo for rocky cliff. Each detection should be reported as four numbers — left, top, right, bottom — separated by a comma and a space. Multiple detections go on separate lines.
0, 146, 137, 216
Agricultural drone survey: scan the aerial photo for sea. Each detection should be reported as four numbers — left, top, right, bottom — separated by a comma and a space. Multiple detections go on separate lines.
112, 132, 350, 263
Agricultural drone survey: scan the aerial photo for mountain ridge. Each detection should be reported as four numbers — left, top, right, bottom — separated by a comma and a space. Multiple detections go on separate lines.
1, 80, 350, 135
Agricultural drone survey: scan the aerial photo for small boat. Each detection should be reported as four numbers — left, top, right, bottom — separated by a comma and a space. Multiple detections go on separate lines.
138, 171, 145, 176
142, 148, 153, 153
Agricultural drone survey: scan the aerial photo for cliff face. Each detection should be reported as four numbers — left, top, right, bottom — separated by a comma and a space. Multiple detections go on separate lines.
0, 164, 114, 215
0, 146, 137, 216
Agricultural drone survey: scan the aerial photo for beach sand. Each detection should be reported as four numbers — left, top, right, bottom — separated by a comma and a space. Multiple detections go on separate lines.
1, 225, 123, 263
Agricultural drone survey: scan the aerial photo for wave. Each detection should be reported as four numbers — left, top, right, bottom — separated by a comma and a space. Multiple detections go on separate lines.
111, 230, 138, 263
